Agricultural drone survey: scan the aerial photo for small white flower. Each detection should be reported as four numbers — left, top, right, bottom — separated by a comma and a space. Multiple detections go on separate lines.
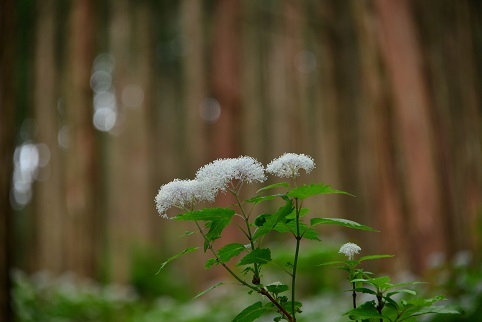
155, 179, 217, 217
266, 153, 315, 178
339, 242, 361, 260
195, 156, 266, 192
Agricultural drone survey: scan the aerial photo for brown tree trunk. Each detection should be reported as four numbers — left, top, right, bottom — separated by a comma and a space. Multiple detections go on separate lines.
32, 0, 66, 274
0, 0, 16, 318
106, 0, 156, 282
62, 0, 99, 277
210, 0, 242, 159
374, 0, 445, 272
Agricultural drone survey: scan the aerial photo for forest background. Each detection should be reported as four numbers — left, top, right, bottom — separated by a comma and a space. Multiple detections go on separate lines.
1, 0, 481, 320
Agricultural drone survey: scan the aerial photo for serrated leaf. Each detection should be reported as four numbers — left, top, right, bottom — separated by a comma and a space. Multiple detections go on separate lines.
287, 183, 354, 200
205, 218, 233, 249
311, 217, 379, 232
366, 276, 391, 289
237, 248, 271, 266
354, 287, 377, 295
286, 207, 309, 220
175, 207, 235, 221
343, 301, 382, 320
387, 289, 417, 297
193, 282, 224, 299
410, 305, 464, 316
218, 243, 246, 263
252, 200, 293, 240
266, 283, 289, 294
360, 254, 394, 262
156, 247, 198, 274
232, 301, 266, 322
273, 221, 320, 241
205, 258, 218, 269
245, 195, 279, 204
178, 208, 235, 251
256, 182, 289, 193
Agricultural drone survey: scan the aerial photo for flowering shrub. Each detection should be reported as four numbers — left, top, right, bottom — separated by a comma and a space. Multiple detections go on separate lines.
155, 153, 462, 322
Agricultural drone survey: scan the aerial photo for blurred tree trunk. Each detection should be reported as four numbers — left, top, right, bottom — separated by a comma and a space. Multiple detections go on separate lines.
106, 0, 155, 283
354, 0, 408, 271
32, 0, 66, 274
241, 1, 268, 161
210, 0, 242, 159
181, 0, 207, 168
411, 0, 482, 259
0, 0, 15, 318
375, 0, 447, 272
62, 0, 99, 277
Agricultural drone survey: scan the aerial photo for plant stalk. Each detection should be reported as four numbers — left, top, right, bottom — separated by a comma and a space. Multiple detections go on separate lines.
259, 288, 295, 322
233, 192, 260, 284
291, 198, 301, 320
195, 220, 294, 321
352, 282, 357, 308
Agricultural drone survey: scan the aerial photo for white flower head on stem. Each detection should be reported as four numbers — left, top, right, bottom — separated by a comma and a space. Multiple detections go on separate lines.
266, 153, 315, 178
155, 179, 217, 218
195, 156, 266, 192
339, 242, 361, 260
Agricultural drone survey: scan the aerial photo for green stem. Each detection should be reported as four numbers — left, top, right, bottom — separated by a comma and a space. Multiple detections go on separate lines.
352, 282, 357, 308
352, 281, 358, 322
194, 220, 295, 321
259, 288, 295, 322
376, 291, 384, 322
291, 198, 301, 320
194, 221, 256, 291
233, 191, 260, 284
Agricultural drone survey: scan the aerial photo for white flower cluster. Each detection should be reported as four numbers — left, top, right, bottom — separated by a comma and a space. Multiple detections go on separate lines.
155, 153, 316, 218
195, 156, 266, 192
338, 242, 361, 260
266, 153, 315, 178
155, 179, 217, 218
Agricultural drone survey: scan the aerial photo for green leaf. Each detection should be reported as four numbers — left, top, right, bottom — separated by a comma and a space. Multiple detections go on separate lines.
245, 195, 279, 204
343, 301, 382, 320
237, 248, 272, 266
274, 220, 320, 241
175, 207, 235, 221
387, 289, 417, 297
205, 219, 232, 248
287, 183, 354, 200
316, 260, 346, 266
254, 214, 269, 227
218, 243, 246, 263
266, 283, 289, 294
156, 247, 198, 274
177, 208, 236, 251
252, 200, 293, 240
205, 258, 218, 269
232, 301, 266, 322
354, 287, 377, 295
365, 276, 391, 289
410, 305, 464, 316
286, 207, 309, 220
360, 254, 394, 262
193, 282, 224, 299
311, 217, 379, 232
256, 182, 289, 193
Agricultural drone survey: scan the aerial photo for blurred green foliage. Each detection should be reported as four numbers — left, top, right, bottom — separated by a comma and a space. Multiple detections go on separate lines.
427, 255, 482, 322
13, 247, 481, 321
129, 247, 191, 301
